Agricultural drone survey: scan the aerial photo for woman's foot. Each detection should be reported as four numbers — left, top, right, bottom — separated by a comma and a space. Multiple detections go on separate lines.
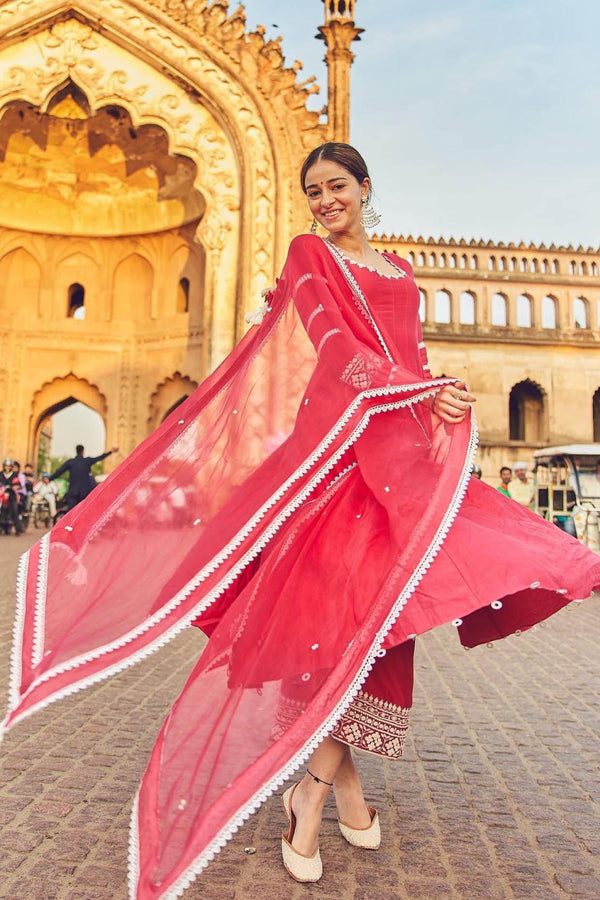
286, 774, 329, 857
333, 774, 373, 830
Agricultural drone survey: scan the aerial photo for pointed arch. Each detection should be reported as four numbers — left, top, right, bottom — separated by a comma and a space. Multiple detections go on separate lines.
148, 372, 199, 433
29, 373, 108, 465
0, 247, 41, 314
509, 379, 546, 442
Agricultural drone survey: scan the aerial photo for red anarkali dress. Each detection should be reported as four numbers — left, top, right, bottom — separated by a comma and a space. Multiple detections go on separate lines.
3, 235, 599, 900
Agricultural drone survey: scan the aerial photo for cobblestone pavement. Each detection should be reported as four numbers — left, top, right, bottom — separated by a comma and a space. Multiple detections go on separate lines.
1, 529, 599, 900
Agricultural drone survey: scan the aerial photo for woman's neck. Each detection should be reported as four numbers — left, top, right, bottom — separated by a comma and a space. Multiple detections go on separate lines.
326, 229, 371, 261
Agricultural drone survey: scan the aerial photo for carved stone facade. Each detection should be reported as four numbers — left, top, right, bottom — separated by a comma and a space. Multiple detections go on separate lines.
0, 0, 360, 467
373, 235, 600, 478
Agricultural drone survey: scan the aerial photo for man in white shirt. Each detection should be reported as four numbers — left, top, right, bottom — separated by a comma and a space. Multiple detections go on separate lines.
33, 473, 59, 519
510, 461, 534, 509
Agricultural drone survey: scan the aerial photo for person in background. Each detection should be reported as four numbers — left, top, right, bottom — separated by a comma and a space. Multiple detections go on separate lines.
23, 462, 35, 512
33, 473, 59, 520
50, 444, 118, 511
0, 458, 23, 535
497, 466, 512, 497
510, 461, 534, 509
471, 464, 482, 479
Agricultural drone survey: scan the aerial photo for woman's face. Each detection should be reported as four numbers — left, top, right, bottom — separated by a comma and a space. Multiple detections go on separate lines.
304, 158, 369, 236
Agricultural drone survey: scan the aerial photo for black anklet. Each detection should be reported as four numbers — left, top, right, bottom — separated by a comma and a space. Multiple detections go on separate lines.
307, 768, 333, 786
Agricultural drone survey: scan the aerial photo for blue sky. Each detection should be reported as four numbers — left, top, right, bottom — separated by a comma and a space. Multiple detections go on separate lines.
242, 0, 600, 249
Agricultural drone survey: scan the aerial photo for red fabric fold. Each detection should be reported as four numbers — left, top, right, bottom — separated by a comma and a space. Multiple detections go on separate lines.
6, 234, 597, 899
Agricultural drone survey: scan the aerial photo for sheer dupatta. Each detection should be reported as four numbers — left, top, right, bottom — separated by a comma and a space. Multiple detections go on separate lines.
3, 235, 476, 898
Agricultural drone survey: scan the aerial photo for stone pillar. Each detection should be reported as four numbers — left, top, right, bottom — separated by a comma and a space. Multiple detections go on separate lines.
316, 0, 363, 141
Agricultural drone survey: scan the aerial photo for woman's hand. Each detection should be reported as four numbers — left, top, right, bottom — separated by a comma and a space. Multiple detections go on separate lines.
432, 381, 476, 424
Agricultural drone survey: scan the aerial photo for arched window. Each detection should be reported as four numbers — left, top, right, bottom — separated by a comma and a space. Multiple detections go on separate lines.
552, 259, 560, 274
407, 251, 415, 266
428, 252, 436, 267
541, 259, 548, 274
68, 283, 85, 319
449, 253, 457, 269
470, 254, 478, 270
509, 380, 545, 441
517, 294, 532, 328
541, 295, 557, 329
417, 252, 426, 267
177, 277, 190, 313
498, 257, 507, 271
569, 260, 577, 275
509, 257, 517, 272
520, 258, 528, 273
434, 289, 451, 324
491, 292, 507, 326
591, 262, 598, 276
594, 388, 600, 442
488, 256, 496, 271
459, 254, 467, 269
459, 291, 476, 325
580, 262, 587, 276
531, 258, 538, 273
439, 252, 446, 267
574, 296, 589, 329
418, 288, 427, 323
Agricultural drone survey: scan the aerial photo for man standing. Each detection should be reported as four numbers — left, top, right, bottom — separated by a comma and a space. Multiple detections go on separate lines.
510, 461, 534, 509
497, 466, 512, 498
50, 444, 118, 511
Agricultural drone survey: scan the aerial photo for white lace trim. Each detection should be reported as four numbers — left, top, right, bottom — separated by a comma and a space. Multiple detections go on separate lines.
128, 412, 480, 900
5, 383, 454, 733
323, 239, 395, 363
31, 533, 50, 668
7, 552, 28, 713
325, 240, 406, 280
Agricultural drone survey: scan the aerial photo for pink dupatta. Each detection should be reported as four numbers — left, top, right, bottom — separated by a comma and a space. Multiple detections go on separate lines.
3, 235, 476, 898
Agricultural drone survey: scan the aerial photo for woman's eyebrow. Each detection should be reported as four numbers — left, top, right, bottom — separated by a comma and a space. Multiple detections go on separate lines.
305, 177, 349, 189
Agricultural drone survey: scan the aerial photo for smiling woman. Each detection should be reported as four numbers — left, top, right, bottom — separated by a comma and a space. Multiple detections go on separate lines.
5, 140, 600, 900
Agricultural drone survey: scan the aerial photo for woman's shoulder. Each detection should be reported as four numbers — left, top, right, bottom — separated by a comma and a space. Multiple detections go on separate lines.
288, 233, 328, 255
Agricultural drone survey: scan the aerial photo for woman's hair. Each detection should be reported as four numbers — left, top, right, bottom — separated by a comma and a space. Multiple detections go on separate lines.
300, 142, 372, 197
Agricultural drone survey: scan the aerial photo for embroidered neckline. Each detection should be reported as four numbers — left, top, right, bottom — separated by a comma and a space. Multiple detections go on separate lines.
325, 240, 405, 280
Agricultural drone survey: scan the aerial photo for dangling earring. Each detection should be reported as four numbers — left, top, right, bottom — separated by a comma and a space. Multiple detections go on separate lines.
361, 197, 381, 229
310, 218, 318, 235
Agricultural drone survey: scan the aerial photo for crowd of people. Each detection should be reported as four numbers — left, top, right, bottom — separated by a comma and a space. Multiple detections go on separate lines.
0, 445, 117, 535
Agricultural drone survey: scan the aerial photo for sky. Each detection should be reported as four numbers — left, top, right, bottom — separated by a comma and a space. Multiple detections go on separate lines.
242, 0, 600, 249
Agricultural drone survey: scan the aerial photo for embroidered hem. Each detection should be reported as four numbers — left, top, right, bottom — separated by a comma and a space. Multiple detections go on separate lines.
330, 689, 411, 759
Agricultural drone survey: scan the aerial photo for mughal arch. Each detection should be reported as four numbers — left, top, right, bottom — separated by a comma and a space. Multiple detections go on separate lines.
0, 0, 599, 480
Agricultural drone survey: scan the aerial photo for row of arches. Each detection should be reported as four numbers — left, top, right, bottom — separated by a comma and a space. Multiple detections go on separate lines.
30, 371, 199, 469
510, 381, 600, 443
408, 251, 599, 276
0, 244, 203, 322
418, 288, 596, 329
66, 277, 191, 320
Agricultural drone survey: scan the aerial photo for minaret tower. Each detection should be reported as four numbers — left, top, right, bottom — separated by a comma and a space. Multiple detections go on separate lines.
317, 0, 363, 142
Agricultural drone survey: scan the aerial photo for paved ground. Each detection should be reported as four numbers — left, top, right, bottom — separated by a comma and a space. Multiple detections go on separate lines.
1, 528, 599, 900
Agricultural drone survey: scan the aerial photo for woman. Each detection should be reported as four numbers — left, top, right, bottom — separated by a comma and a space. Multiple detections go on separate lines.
3, 144, 600, 899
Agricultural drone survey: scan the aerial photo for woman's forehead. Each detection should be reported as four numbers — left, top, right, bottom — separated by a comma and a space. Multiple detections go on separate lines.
304, 159, 352, 187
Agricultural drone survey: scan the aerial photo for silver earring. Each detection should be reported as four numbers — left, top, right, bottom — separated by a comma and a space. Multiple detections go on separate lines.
360, 198, 381, 229
310, 218, 318, 235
